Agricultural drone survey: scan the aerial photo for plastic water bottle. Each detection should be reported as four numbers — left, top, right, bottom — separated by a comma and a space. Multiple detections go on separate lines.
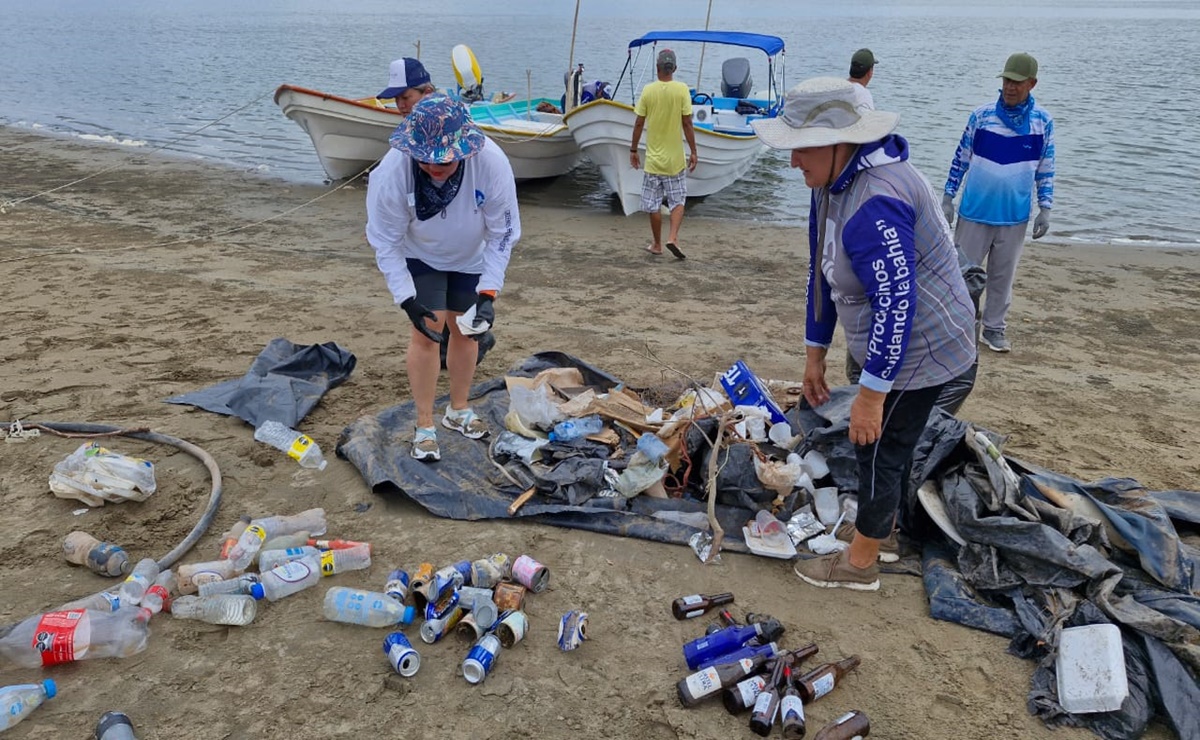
258, 546, 322, 573
260, 531, 311, 551
227, 508, 327, 571
62, 531, 131, 577
323, 587, 416, 627
0, 607, 151, 667
317, 543, 372, 576
141, 570, 177, 615
198, 574, 261, 598
171, 595, 258, 626
250, 554, 322, 602
547, 415, 604, 442
253, 420, 328, 470
176, 559, 241, 595
95, 711, 138, 740
217, 515, 252, 560
118, 558, 160, 606
0, 680, 56, 731
57, 589, 121, 612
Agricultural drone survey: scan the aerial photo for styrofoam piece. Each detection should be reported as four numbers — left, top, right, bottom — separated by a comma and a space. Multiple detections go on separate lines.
1057, 624, 1128, 714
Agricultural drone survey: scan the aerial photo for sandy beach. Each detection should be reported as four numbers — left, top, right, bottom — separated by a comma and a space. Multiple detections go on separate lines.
0, 128, 1195, 739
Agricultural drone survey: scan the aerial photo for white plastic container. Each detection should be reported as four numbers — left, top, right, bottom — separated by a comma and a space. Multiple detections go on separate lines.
1056, 624, 1128, 713
812, 487, 841, 526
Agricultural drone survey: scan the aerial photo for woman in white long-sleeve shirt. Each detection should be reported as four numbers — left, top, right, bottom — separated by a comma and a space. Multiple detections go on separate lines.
366, 94, 521, 461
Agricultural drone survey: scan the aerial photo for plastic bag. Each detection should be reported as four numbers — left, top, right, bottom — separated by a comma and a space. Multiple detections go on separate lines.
49, 442, 157, 507
508, 385, 565, 430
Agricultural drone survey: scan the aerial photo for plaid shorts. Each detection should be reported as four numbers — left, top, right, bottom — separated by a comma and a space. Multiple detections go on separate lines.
641, 170, 688, 212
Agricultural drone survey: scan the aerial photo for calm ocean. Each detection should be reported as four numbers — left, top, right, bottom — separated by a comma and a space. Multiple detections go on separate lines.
2, 0, 1198, 246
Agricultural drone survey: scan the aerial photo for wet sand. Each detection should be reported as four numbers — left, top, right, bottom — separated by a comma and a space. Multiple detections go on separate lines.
0, 128, 1195, 739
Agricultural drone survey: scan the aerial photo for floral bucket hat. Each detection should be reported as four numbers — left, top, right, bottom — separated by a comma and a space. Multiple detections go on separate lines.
388, 93, 486, 164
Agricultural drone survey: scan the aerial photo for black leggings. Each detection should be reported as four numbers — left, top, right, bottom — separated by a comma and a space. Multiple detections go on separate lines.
854, 383, 946, 539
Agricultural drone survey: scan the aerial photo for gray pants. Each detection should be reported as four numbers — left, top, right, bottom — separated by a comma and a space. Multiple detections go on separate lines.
954, 219, 1027, 332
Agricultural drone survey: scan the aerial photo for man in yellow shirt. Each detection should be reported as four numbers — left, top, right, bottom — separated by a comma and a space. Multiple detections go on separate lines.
630, 48, 698, 259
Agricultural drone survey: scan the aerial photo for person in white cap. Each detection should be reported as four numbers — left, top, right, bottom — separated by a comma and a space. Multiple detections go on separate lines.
377, 57, 437, 116
366, 95, 521, 462
751, 77, 976, 591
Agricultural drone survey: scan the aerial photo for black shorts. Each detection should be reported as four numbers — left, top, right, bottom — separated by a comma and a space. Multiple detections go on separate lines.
407, 258, 480, 313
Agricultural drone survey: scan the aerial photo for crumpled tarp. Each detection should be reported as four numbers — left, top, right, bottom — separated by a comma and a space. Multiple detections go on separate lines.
920, 439, 1200, 739
166, 338, 356, 427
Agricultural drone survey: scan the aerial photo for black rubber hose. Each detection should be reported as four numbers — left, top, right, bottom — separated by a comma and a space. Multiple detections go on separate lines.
29, 422, 223, 570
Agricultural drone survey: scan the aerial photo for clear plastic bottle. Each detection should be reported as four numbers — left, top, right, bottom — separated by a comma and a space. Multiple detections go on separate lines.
141, 570, 177, 615
62, 531, 131, 577
318, 543, 372, 576
323, 587, 416, 627
217, 515, 252, 560
547, 415, 604, 442
57, 589, 121, 613
0, 679, 56, 732
171, 594, 258, 626
197, 573, 261, 598
258, 546, 322, 573
250, 554, 322, 602
118, 558, 160, 606
253, 420, 328, 470
176, 559, 241, 595
260, 531, 311, 551
0, 607, 151, 667
227, 509, 327, 571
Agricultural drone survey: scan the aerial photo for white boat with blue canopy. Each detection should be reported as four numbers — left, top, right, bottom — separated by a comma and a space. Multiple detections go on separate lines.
563, 29, 786, 215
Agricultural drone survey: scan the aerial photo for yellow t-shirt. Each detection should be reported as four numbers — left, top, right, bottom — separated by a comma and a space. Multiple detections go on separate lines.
634, 80, 693, 176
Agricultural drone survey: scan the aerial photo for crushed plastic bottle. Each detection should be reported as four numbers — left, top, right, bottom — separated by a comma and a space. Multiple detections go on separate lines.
227, 509, 327, 572
547, 415, 604, 442
250, 554, 322, 602
0, 607, 151, 667
197, 574, 261, 598
118, 558, 160, 606
171, 594, 257, 626
62, 531, 131, 577
141, 570, 177, 615
253, 420, 328, 470
0, 679, 56, 732
57, 589, 121, 613
176, 559, 240, 595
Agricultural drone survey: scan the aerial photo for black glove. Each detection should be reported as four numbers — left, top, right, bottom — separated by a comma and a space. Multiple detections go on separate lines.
470, 294, 495, 341
400, 297, 442, 343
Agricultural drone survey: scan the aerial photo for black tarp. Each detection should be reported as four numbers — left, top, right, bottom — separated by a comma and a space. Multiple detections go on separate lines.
166, 338, 356, 428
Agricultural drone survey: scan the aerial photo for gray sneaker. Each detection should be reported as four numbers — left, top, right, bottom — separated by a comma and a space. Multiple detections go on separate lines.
981, 329, 1011, 353
793, 551, 880, 591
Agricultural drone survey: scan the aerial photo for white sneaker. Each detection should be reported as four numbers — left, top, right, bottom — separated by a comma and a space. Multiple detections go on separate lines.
411, 427, 440, 462
441, 406, 488, 439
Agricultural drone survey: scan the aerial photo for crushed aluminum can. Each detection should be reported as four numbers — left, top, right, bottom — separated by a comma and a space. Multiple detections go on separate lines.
410, 562, 435, 606
424, 589, 461, 622
384, 568, 410, 603
419, 607, 464, 644
688, 531, 721, 564
786, 505, 826, 545
470, 553, 510, 590
456, 611, 486, 643
493, 581, 527, 613
557, 609, 588, 651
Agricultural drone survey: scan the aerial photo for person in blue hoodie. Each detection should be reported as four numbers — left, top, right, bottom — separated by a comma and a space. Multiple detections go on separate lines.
943, 53, 1055, 353
752, 77, 976, 591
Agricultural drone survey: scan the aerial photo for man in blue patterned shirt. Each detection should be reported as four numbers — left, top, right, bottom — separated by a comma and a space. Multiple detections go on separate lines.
943, 52, 1055, 353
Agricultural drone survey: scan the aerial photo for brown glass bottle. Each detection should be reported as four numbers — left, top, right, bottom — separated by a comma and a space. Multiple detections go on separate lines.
676, 651, 773, 707
722, 643, 820, 714
796, 656, 861, 704
748, 658, 786, 736
811, 710, 870, 740
671, 592, 735, 620
779, 667, 806, 739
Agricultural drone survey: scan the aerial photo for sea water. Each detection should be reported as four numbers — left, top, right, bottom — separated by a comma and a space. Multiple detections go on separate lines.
0, 0, 1197, 246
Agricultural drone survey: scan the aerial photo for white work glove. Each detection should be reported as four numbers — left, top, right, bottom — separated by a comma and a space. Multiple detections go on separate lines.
1032, 208, 1050, 239
942, 194, 956, 227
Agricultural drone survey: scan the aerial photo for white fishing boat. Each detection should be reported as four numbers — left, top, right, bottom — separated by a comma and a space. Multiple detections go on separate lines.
563, 30, 786, 215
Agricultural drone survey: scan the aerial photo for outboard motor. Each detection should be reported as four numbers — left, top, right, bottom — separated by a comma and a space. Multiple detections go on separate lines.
721, 57, 753, 99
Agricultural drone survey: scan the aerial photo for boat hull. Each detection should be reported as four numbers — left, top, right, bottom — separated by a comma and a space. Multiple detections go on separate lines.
274, 85, 581, 181
563, 99, 766, 215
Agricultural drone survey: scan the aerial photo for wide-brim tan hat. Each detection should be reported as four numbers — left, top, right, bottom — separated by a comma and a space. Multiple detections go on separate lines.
751, 76, 900, 150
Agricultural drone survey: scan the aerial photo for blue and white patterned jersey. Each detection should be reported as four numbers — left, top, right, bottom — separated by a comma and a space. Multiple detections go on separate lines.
944, 100, 1055, 226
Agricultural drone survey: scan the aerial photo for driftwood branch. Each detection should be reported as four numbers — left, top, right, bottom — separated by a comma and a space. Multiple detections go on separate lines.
704, 409, 742, 562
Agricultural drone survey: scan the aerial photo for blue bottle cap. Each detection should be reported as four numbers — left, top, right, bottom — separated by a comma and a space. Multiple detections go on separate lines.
43, 679, 57, 699
249, 583, 265, 600
401, 605, 416, 625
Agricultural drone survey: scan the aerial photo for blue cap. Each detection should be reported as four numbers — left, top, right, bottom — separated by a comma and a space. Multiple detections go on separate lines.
401, 605, 417, 625
249, 583, 265, 600
378, 57, 432, 99
42, 679, 57, 699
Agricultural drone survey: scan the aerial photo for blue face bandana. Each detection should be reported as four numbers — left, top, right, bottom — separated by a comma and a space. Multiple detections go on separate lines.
995, 91, 1035, 136
412, 157, 465, 221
